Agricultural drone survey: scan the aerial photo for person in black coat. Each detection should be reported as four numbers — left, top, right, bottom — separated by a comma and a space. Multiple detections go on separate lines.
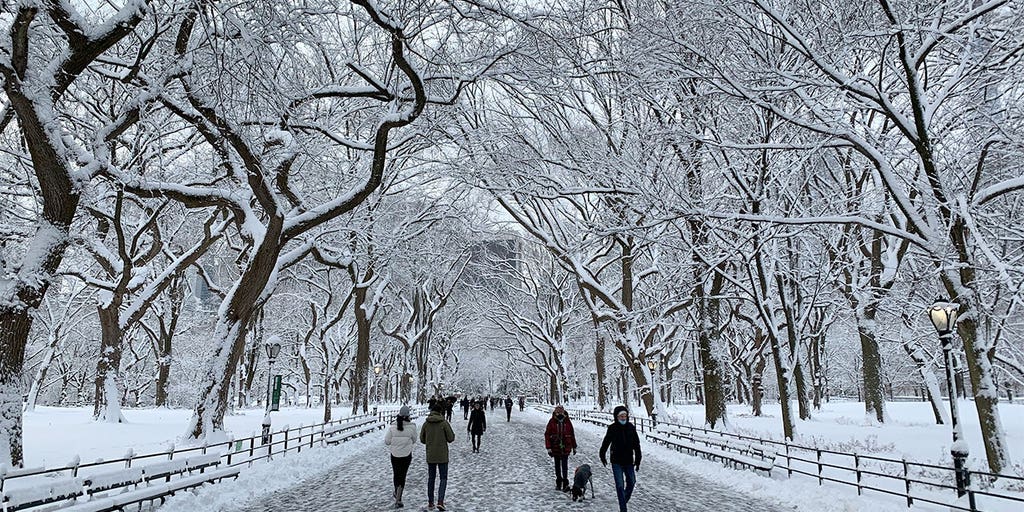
599, 405, 642, 512
504, 396, 514, 421
467, 402, 487, 453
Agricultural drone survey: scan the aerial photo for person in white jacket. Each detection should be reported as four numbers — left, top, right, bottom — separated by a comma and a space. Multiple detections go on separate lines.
385, 405, 417, 508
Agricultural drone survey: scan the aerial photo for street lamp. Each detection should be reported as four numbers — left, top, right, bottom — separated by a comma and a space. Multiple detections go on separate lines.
646, 360, 658, 426
590, 370, 598, 405
928, 298, 969, 497
261, 337, 282, 446
373, 363, 383, 404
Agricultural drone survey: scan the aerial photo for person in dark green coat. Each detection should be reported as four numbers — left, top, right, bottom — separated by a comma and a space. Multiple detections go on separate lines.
420, 404, 455, 510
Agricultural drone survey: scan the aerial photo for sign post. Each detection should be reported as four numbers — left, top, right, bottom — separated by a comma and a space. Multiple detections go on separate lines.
271, 375, 282, 412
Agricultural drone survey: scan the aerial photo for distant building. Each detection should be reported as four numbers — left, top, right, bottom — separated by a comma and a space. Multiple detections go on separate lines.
463, 238, 519, 288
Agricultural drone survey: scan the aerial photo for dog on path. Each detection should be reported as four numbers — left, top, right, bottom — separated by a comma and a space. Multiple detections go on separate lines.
570, 464, 593, 501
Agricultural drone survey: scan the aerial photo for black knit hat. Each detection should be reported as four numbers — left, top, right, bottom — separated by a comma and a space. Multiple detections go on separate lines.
613, 405, 628, 418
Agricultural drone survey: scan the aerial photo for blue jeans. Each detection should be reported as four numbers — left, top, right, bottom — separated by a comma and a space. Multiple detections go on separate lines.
611, 463, 636, 512
427, 462, 448, 504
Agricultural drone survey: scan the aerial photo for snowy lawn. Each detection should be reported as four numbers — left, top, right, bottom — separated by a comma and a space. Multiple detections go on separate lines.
22, 406, 359, 467
586, 400, 1024, 472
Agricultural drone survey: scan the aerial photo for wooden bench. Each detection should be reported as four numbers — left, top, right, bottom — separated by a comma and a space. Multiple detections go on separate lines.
1, 476, 83, 511
58, 454, 238, 512
60, 467, 239, 512
649, 429, 776, 475
83, 468, 144, 497
324, 418, 383, 445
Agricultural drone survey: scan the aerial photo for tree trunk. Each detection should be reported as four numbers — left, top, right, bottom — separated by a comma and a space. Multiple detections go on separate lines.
185, 220, 284, 441
767, 331, 796, 440
903, 338, 949, 425
594, 321, 607, 410
0, 310, 34, 468
697, 293, 728, 429
956, 311, 1010, 473
25, 332, 60, 413
323, 374, 332, 423
93, 305, 127, 423
350, 267, 373, 415
858, 311, 886, 423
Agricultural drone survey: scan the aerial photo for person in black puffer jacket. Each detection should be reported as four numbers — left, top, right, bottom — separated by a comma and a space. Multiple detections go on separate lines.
599, 405, 642, 512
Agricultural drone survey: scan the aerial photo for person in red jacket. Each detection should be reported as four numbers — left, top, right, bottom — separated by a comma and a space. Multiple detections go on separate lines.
544, 405, 577, 492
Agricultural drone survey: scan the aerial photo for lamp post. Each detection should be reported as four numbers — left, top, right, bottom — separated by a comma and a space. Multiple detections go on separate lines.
373, 363, 383, 405
261, 338, 282, 446
928, 299, 969, 497
647, 360, 658, 426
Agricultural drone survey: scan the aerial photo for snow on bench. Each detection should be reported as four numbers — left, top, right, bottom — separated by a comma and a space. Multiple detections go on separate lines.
648, 431, 775, 474
324, 422, 381, 445
322, 417, 377, 437
183, 454, 222, 472
60, 467, 240, 512
140, 460, 187, 482
0, 466, 46, 485
83, 467, 144, 494
1, 476, 83, 511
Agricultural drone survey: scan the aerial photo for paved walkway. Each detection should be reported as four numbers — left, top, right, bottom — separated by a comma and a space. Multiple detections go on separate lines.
231, 408, 781, 512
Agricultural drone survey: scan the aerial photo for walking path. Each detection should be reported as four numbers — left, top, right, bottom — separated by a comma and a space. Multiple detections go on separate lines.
223, 408, 783, 512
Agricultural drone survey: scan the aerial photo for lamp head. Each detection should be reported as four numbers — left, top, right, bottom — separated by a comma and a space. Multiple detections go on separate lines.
928, 299, 960, 336
266, 337, 282, 361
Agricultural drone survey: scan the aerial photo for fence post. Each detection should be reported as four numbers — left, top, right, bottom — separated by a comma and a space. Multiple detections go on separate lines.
125, 448, 135, 469
284, 428, 290, 455
902, 458, 912, 507
266, 430, 273, 461
854, 453, 862, 495
816, 449, 822, 485
967, 472, 977, 512
785, 443, 792, 477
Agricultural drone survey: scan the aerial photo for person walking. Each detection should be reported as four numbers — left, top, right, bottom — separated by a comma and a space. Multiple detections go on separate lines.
518, 396, 525, 411
467, 401, 487, 453
444, 396, 454, 422
504, 396, 513, 421
384, 405, 416, 508
599, 406, 642, 512
420, 403, 455, 511
461, 397, 470, 420
544, 405, 577, 492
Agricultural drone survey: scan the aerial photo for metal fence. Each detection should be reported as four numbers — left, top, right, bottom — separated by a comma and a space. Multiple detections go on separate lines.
562, 408, 1024, 512
0, 411, 381, 494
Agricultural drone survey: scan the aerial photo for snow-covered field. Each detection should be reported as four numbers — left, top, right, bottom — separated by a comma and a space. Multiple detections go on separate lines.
21, 400, 1024, 474
21, 406, 359, 468
645, 400, 1024, 472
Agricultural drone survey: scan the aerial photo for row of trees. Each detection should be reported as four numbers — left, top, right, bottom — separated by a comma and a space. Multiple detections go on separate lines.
4, 0, 1023, 478
437, 0, 1024, 475
0, 0, 511, 467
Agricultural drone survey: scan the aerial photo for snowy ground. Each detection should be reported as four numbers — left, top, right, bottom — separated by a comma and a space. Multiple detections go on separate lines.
22, 406, 357, 467
581, 400, 1024, 472
19, 403, 1024, 510
157, 408, 915, 512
